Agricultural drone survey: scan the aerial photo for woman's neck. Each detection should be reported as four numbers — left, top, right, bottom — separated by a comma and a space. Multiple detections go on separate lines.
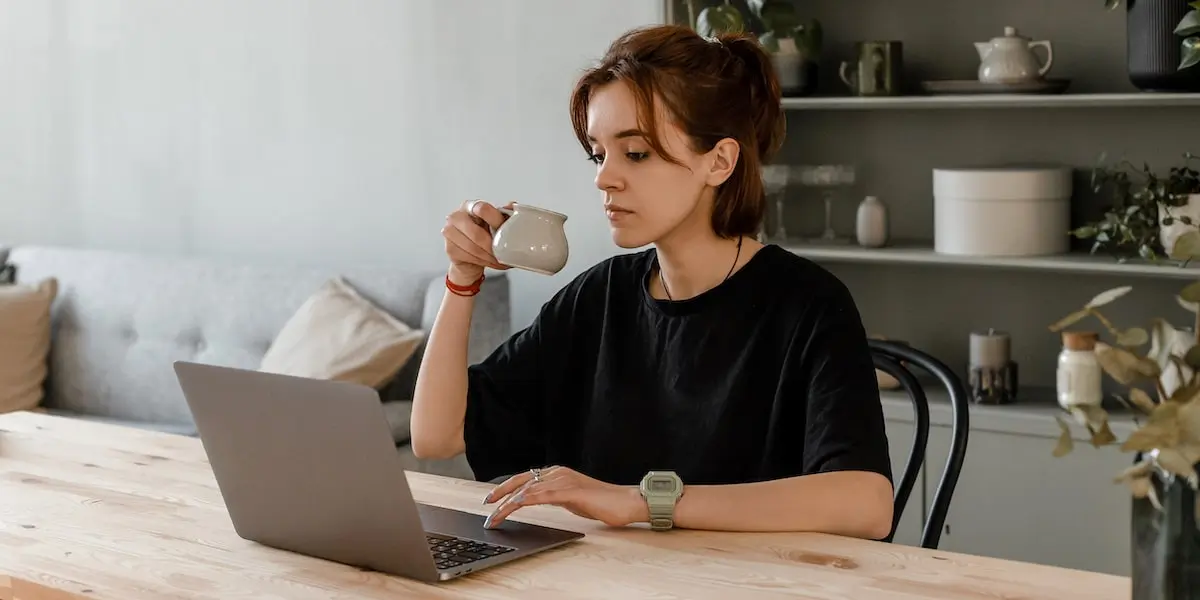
653, 228, 762, 301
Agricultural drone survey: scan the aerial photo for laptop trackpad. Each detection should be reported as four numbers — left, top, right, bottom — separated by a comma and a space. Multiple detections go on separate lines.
417, 503, 582, 550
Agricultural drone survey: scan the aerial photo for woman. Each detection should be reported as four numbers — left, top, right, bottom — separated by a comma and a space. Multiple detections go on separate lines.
412, 24, 893, 540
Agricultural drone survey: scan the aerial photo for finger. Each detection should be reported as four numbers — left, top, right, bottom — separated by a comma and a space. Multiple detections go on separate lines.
448, 213, 504, 264
443, 223, 503, 269
484, 481, 576, 529
483, 471, 535, 505
469, 200, 510, 230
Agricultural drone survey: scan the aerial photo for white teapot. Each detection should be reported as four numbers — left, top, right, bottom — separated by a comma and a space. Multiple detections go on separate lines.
974, 26, 1054, 83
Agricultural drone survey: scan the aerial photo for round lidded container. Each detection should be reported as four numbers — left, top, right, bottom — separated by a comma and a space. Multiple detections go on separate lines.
933, 164, 1072, 257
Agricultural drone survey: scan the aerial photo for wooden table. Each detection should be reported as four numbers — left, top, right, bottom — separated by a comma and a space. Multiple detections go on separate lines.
0, 411, 1130, 600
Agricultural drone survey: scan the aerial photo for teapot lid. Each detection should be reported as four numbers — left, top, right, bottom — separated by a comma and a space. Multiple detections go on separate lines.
999, 25, 1024, 39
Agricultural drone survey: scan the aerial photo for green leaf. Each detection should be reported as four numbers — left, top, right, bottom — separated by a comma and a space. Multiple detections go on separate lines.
1118, 327, 1150, 347
1181, 36, 1200, 70
1086, 285, 1133, 308
696, 4, 745, 38
747, 0, 799, 36
1171, 230, 1200, 259
1053, 414, 1074, 457
1181, 280, 1200, 303
1175, 10, 1200, 37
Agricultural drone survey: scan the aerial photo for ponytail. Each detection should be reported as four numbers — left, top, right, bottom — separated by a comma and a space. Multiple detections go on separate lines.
720, 35, 785, 164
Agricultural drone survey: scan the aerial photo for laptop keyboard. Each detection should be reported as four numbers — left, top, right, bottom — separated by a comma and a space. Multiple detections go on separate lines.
426, 532, 515, 570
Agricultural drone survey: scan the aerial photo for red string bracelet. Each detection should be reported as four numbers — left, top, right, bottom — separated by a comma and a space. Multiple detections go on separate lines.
446, 272, 485, 297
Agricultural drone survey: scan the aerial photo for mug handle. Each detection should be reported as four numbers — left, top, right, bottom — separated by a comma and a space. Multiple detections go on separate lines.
490, 207, 514, 235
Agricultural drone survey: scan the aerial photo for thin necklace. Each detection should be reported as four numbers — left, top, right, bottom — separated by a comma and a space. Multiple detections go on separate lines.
659, 236, 744, 302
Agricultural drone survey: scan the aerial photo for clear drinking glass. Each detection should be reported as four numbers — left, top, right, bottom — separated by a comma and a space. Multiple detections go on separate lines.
797, 164, 857, 244
761, 164, 791, 242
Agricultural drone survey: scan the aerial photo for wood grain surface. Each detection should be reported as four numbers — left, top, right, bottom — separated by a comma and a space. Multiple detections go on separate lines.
0, 411, 1131, 599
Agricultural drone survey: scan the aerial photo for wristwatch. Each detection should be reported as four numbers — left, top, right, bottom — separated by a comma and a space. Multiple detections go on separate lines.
639, 471, 684, 531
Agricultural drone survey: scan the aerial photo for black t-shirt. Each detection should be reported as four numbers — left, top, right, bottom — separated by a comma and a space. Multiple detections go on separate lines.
462, 244, 892, 489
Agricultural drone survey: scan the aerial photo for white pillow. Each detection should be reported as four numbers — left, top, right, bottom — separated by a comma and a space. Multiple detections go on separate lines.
260, 277, 425, 389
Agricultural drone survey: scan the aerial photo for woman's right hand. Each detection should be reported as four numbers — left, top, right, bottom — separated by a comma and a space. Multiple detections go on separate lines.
442, 200, 511, 285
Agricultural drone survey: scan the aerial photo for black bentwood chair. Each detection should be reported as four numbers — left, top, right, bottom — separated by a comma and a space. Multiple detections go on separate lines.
868, 339, 970, 550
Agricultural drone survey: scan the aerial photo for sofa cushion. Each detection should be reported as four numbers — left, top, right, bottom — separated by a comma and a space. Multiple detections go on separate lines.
260, 277, 425, 388
0, 278, 58, 413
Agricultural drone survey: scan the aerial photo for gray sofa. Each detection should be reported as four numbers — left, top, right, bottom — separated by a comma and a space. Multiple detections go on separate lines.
4, 244, 512, 480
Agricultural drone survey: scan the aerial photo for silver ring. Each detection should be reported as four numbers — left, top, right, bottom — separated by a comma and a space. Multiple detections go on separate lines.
467, 200, 481, 216
530, 467, 542, 482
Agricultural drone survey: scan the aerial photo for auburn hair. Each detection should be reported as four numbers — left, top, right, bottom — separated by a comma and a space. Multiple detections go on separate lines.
569, 24, 786, 238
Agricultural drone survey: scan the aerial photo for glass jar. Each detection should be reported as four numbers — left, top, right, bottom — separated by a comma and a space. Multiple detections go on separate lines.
1056, 331, 1102, 409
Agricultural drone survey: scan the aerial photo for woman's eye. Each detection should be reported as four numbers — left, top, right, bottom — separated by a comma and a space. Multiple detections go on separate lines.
588, 153, 604, 165
626, 152, 649, 162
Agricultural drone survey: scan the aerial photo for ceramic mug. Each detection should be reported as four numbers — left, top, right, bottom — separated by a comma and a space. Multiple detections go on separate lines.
475, 202, 569, 275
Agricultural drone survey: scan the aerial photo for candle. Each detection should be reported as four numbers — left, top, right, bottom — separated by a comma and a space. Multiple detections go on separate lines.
970, 329, 1010, 370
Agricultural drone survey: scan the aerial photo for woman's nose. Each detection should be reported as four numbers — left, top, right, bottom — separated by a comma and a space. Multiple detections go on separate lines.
595, 160, 623, 192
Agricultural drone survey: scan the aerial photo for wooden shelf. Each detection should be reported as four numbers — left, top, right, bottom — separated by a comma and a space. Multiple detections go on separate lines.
780, 92, 1200, 111
781, 241, 1200, 279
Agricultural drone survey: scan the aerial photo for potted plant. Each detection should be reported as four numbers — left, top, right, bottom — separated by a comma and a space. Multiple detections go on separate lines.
1048, 272, 1200, 599
1070, 151, 1200, 262
684, 1, 823, 96
1104, 0, 1200, 91
747, 0, 822, 97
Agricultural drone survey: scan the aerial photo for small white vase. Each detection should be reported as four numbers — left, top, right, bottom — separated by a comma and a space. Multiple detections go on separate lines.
855, 195, 888, 247
1157, 193, 1200, 256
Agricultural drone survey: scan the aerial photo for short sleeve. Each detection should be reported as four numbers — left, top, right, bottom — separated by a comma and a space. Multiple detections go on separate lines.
796, 286, 893, 483
463, 288, 571, 483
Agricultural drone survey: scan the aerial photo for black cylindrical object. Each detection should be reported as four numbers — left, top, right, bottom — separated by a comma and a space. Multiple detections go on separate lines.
1127, 0, 1200, 91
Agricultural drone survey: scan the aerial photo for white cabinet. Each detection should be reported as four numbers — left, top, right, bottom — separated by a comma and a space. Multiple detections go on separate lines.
924, 423, 1134, 576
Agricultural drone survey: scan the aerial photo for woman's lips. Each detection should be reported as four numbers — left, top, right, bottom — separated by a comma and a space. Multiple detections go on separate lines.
605, 205, 633, 222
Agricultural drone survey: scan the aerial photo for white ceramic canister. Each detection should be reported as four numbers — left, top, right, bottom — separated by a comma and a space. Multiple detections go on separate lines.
933, 165, 1072, 257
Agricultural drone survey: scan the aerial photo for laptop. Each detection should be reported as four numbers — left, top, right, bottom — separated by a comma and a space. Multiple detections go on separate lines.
172, 360, 584, 582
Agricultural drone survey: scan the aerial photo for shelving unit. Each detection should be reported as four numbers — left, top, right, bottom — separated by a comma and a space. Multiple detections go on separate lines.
780, 92, 1200, 111
782, 242, 1200, 279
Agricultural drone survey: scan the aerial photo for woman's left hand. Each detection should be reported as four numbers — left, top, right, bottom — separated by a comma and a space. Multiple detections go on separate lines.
482, 466, 648, 529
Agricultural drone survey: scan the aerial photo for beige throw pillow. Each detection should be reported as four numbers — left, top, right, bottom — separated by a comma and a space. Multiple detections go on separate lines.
260, 277, 425, 389
0, 278, 58, 413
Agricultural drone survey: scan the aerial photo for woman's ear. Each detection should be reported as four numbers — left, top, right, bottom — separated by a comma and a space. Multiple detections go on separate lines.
704, 138, 740, 187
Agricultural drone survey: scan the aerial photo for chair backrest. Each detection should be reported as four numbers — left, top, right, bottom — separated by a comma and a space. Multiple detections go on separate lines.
869, 339, 970, 550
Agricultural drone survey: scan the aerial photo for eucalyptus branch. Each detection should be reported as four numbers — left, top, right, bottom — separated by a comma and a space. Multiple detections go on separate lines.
1088, 308, 1123, 339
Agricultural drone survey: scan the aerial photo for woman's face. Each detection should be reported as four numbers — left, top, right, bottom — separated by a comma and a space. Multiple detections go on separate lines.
585, 81, 736, 249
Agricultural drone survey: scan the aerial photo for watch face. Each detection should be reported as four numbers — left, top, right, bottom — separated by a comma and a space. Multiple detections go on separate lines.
649, 477, 678, 493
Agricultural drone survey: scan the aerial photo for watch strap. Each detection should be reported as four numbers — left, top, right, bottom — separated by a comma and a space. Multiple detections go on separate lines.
646, 495, 677, 531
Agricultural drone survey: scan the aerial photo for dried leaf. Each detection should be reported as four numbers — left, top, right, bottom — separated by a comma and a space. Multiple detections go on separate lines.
1086, 285, 1133, 308
1091, 420, 1118, 447
1168, 378, 1200, 405
1049, 308, 1090, 332
1128, 475, 1152, 498
1185, 345, 1200, 371
1129, 388, 1158, 415
1121, 419, 1182, 453
1180, 280, 1200, 304
1180, 401, 1200, 444
1148, 483, 1163, 511
1118, 327, 1150, 347
1095, 342, 1161, 385
1053, 414, 1074, 457
1155, 448, 1200, 489
1114, 459, 1155, 483
1178, 295, 1200, 314
1179, 443, 1200, 465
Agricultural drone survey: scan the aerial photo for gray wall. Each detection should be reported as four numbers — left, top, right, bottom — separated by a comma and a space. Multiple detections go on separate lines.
0, 0, 663, 330
677, 0, 1200, 390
